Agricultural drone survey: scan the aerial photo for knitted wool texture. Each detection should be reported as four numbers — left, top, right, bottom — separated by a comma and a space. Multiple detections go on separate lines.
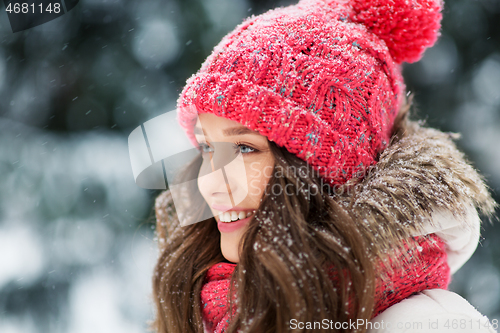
177, 0, 443, 186
201, 235, 450, 332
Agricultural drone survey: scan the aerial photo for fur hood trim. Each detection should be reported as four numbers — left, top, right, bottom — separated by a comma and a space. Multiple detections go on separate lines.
337, 119, 497, 267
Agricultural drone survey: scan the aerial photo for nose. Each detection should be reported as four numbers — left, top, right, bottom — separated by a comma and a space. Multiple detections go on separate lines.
197, 148, 248, 207
197, 164, 234, 203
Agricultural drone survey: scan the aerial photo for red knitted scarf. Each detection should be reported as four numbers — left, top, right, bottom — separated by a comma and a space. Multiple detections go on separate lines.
200, 235, 450, 332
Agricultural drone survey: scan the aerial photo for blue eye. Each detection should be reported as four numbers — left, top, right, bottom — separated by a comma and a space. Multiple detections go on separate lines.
235, 143, 257, 154
198, 142, 213, 154
198, 142, 257, 155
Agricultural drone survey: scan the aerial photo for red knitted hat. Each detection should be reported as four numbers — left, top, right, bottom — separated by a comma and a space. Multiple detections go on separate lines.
177, 0, 443, 186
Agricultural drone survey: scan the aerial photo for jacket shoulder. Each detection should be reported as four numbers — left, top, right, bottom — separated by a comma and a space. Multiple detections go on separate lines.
367, 289, 497, 333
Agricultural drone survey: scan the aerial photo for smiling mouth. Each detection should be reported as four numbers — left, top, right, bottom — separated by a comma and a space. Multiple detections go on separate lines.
217, 210, 256, 223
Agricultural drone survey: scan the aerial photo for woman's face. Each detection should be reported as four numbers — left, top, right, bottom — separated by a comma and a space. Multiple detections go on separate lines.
195, 113, 274, 263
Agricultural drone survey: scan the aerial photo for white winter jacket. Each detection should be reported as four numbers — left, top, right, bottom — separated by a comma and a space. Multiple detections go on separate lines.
367, 203, 497, 333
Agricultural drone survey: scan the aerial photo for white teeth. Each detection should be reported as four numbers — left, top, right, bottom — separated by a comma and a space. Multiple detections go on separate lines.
217, 210, 254, 223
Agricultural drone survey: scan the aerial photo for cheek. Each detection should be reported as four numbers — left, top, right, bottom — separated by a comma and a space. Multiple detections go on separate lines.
246, 162, 273, 198
197, 174, 204, 198
197, 171, 210, 203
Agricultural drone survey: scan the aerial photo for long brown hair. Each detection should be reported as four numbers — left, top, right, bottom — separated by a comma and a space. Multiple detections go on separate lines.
149, 122, 402, 332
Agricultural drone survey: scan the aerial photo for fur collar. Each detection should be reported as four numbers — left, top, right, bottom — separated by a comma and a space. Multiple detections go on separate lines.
336, 118, 497, 262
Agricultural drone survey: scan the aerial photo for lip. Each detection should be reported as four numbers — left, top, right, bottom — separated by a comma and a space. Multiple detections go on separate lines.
211, 204, 250, 212
217, 214, 253, 233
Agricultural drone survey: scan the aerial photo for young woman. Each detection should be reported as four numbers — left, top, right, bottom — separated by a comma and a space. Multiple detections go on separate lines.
152, 0, 498, 332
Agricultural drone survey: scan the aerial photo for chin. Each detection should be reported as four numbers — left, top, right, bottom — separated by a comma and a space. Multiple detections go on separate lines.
222, 252, 239, 263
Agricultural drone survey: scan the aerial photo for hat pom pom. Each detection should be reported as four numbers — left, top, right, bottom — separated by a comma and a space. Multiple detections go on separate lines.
351, 0, 443, 63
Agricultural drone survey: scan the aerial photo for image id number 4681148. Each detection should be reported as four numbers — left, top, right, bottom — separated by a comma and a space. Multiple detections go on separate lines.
6, 2, 61, 14
3, 0, 80, 33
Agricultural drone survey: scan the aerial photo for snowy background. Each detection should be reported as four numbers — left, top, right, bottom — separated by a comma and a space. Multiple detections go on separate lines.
0, 0, 499, 332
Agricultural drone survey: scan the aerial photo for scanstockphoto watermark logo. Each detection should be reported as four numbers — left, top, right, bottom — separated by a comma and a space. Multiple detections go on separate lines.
3, 0, 79, 32
289, 318, 499, 331
250, 162, 368, 199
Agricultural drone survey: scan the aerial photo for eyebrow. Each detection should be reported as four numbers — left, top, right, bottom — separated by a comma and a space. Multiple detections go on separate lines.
194, 126, 259, 137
